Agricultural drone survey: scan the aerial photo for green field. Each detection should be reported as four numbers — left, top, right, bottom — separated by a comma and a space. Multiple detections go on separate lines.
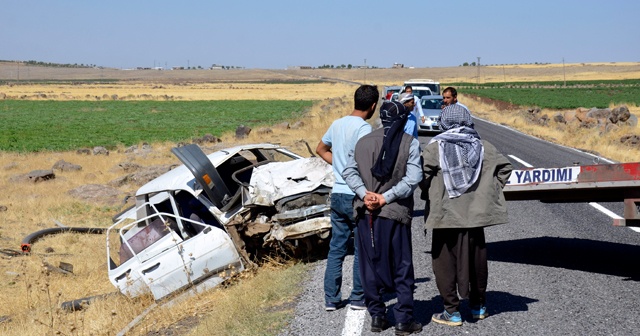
0, 100, 313, 152
449, 80, 640, 109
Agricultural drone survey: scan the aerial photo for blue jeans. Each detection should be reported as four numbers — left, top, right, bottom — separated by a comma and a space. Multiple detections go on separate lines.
324, 193, 363, 303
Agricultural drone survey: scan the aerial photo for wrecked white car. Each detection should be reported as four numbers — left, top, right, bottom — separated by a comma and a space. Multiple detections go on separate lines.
106, 144, 333, 300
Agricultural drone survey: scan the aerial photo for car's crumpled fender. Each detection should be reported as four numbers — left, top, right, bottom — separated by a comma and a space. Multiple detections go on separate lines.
264, 217, 332, 243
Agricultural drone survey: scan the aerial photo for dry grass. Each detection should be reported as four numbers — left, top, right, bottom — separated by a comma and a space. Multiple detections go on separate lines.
461, 94, 640, 163
128, 261, 308, 336
0, 146, 178, 335
1, 62, 640, 335
275, 62, 640, 86
0, 82, 354, 101
0, 92, 351, 335
2, 61, 640, 86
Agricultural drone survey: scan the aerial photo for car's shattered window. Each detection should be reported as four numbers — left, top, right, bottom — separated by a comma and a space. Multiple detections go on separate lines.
109, 191, 184, 262
174, 191, 223, 233
255, 149, 297, 162
238, 150, 260, 164
118, 217, 171, 263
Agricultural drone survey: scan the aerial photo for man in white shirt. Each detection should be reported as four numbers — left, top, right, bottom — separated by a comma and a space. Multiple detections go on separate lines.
402, 86, 426, 124
398, 92, 419, 139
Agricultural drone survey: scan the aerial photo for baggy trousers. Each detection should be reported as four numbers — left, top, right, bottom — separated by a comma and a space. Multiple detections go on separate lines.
357, 214, 415, 323
431, 227, 488, 313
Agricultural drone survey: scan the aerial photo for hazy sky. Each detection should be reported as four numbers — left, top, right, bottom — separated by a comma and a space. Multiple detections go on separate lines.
2, 0, 638, 69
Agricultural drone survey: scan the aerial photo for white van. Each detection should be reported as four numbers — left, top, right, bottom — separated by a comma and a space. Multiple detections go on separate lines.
403, 79, 440, 95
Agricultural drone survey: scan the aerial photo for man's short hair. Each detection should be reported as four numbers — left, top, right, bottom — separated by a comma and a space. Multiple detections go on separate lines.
354, 85, 379, 111
443, 86, 458, 97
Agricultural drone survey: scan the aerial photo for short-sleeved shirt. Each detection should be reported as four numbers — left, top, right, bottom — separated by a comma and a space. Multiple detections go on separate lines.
404, 112, 419, 139
321, 115, 372, 195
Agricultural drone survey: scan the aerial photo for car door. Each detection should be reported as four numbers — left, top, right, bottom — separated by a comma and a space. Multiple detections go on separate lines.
110, 193, 243, 300
137, 222, 243, 300
136, 192, 243, 300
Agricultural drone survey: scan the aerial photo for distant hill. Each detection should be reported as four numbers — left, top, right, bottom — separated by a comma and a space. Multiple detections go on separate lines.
1, 61, 639, 84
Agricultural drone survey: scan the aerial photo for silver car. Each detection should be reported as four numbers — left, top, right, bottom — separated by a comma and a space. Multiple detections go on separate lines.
418, 95, 444, 133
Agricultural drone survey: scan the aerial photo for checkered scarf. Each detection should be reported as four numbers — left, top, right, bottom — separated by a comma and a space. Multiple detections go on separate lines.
428, 105, 483, 198
371, 101, 408, 181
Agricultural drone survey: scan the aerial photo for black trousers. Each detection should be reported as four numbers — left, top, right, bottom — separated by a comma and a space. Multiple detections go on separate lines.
431, 227, 488, 313
357, 215, 415, 323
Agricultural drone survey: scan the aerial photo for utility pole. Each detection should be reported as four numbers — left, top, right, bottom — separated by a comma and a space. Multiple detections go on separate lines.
364, 58, 367, 84
503, 65, 506, 85
562, 57, 566, 87
476, 56, 481, 85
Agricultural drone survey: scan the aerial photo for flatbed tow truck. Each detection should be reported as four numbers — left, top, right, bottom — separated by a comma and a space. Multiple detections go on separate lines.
504, 161, 640, 227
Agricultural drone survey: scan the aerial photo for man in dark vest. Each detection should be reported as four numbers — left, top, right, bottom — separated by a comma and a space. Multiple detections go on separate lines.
342, 101, 423, 335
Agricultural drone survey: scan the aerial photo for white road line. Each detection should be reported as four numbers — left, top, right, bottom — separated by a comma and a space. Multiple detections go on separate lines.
508, 155, 533, 168
341, 308, 365, 336
589, 202, 640, 233
588, 202, 623, 219
508, 155, 638, 233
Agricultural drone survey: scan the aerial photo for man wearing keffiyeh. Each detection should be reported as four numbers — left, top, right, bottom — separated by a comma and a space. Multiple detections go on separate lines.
342, 101, 423, 334
420, 104, 513, 327
431, 103, 484, 198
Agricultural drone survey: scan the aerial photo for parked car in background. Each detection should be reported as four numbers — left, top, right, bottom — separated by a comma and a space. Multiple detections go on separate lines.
382, 85, 402, 102
406, 87, 433, 99
418, 95, 444, 133
403, 78, 441, 95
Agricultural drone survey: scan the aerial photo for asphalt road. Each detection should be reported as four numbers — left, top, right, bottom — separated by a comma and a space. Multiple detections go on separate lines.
279, 117, 640, 336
